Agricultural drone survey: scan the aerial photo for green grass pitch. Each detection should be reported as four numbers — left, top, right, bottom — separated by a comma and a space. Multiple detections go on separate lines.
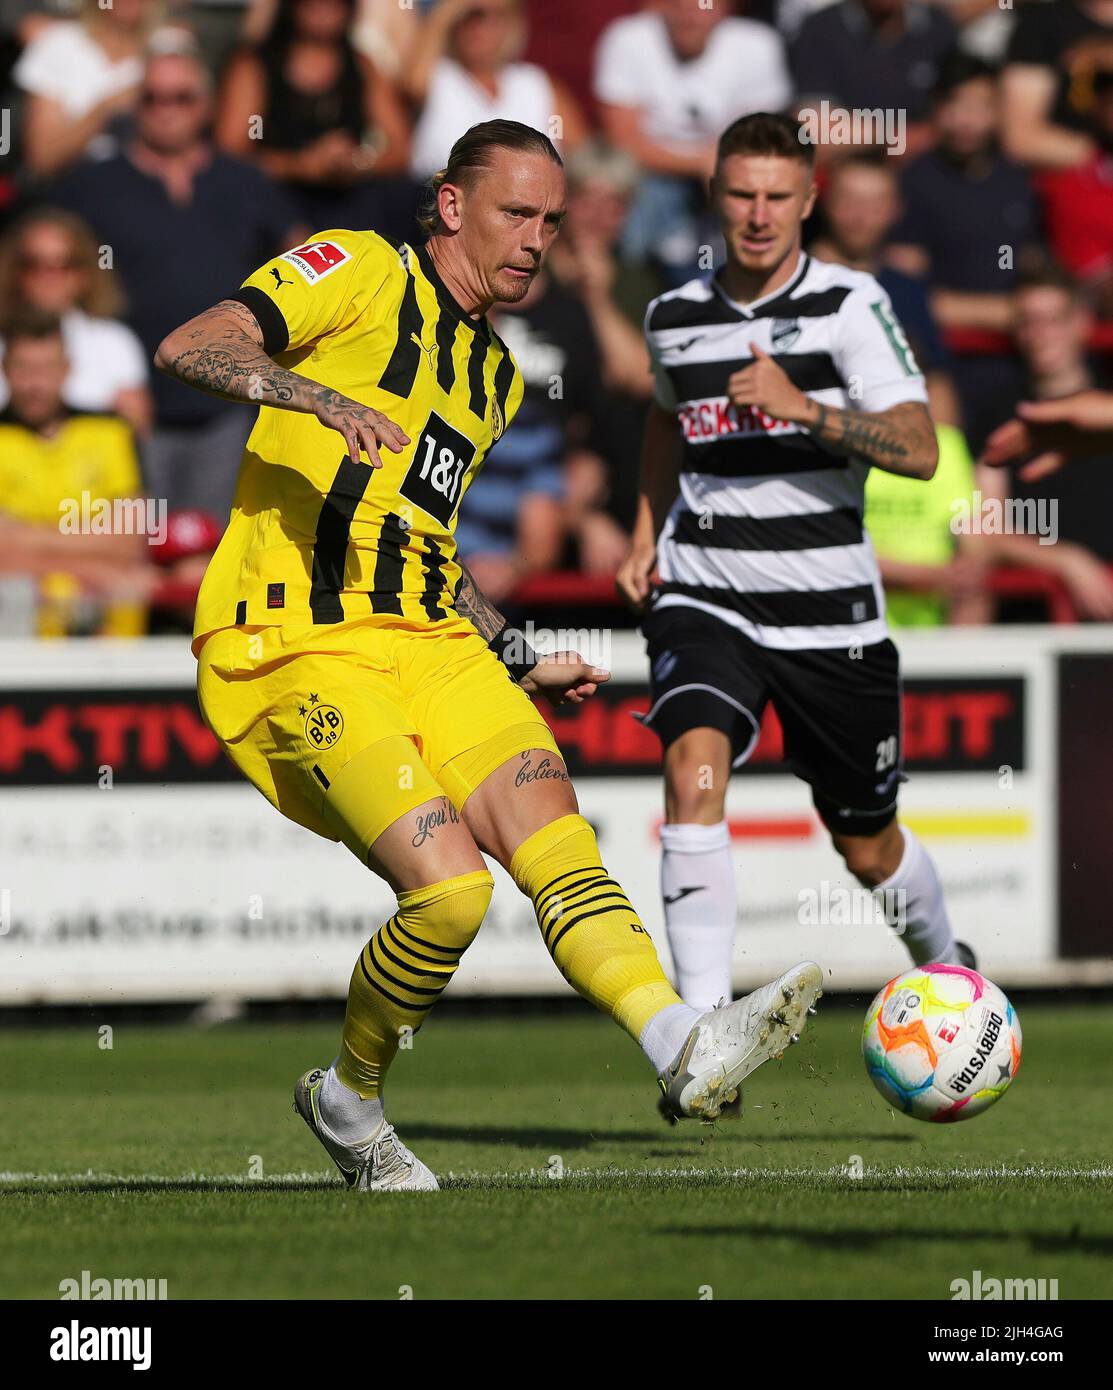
2, 1002, 1111, 1300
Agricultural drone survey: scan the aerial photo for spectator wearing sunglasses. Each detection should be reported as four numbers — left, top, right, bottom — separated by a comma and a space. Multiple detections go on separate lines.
49, 48, 301, 517
0, 206, 152, 432
13, 0, 192, 179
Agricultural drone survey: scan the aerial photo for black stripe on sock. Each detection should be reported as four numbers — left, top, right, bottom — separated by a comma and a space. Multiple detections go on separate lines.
533, 869, 607, 917
550, 907, 642, 956
358, 950, 429, 1011
535, 873, 611, 923
542, 892, 635, 947
537, 878, 622, 930
375, 929, 455, 983
391, 919, 467, 959
367, 937, 447, 998
383, 922, 461, 969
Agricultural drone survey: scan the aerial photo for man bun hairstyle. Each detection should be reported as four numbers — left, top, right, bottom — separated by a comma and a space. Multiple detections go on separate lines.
716, 111, 816, 170
418, 119, 563, 237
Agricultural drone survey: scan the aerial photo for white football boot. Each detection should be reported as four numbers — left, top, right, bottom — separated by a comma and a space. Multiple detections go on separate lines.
657, 962, 824, 1120
294, 1067, 439, 1192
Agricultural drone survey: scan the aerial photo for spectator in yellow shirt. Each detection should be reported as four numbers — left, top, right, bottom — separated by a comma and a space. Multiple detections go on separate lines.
865, 376, 993, 626
0, 309, 151, 634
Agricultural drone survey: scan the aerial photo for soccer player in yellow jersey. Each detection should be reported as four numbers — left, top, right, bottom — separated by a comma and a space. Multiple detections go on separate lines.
157, 120, 821, 1190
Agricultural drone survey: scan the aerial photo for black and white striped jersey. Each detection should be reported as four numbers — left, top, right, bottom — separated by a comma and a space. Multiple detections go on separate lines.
645, 253, 927, 651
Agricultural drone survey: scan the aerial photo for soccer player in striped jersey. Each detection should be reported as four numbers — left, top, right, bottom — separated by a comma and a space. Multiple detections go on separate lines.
618, 112, 974, 1021
156, 120, 822, 1189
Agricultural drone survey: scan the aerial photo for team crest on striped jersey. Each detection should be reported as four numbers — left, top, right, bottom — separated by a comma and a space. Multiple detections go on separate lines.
491, 394, 505, 441
770, 318, 801, 351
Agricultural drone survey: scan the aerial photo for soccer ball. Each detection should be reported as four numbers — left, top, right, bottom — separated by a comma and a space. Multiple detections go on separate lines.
862, 965, 1022, 1123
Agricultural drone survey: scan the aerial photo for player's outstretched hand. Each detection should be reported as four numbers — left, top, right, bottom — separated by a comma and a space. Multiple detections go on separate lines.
313, 389, 410, 467
520, 652, 611, 708
981, 391, 1113, 480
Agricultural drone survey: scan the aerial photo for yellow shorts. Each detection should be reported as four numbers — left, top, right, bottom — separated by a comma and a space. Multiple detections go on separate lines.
196, 617, 562, 860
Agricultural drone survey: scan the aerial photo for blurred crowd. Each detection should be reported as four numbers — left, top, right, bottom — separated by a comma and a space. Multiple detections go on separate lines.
0, 0, 1112, 636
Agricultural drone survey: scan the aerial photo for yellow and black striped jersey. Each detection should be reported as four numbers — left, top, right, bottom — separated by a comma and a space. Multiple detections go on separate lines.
191, 230, 524, 652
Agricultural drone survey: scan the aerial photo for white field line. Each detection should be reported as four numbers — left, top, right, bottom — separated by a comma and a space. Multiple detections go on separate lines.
1, 1164, 1111, 1186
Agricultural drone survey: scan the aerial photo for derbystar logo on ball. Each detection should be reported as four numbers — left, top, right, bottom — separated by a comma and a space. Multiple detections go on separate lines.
280, 241, 351, 284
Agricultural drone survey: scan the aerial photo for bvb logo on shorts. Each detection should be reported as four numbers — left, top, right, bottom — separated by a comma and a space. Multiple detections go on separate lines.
303, 698, 344, 749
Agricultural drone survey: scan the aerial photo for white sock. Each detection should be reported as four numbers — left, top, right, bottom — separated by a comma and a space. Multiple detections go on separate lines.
660, 820, 737, 1010
320, 1060, 384, 1142
873, 825, 958, 965
639, 1001, 703, 1071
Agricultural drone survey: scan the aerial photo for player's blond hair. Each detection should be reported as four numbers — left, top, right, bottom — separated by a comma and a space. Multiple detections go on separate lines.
418, 119, 562, 238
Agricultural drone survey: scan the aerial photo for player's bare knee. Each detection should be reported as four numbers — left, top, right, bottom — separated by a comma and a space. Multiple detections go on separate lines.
665, 742, 728, 822
834, 828, 900, 887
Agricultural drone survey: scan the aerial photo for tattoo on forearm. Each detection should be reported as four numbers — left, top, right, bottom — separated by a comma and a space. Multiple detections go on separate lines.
411, 798, 460, 848
161, 301, 315, 410
805, 401, 934, 472
454, 561, 506, 642
513, 753, 570, 788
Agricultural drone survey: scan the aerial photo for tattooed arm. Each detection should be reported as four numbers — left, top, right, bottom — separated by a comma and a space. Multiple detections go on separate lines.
727, 345, 938, 480
154, 299, 409, 467
454, 558, 507, 643
455, 560, 611, 707
801, 400, 939, 479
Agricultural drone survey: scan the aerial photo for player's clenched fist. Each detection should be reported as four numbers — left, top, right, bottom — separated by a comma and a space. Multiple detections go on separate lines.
727, 344, 809, 424
313, 388, 410, 467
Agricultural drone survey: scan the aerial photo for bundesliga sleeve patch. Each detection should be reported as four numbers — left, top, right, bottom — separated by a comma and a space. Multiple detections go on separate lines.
279, 241, 351, 284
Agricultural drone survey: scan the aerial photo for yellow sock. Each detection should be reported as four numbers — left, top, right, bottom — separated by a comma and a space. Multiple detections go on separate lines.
509, 814, 683, 1041
337, 869, 493, 1098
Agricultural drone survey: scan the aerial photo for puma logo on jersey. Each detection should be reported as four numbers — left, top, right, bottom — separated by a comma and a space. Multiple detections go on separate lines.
411, 333, 438, 372
270, 267, 294, 290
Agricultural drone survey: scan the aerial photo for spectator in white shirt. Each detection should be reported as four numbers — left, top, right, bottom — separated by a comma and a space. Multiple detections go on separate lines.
593, 0, 792, 281
13, 0, 193, 178
405, 0, 587, 179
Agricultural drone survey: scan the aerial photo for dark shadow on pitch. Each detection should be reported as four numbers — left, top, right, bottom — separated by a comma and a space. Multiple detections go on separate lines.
399, 1121, 662, 1148
657, 1222, 1113, 1254
1, 1178, 339, 1196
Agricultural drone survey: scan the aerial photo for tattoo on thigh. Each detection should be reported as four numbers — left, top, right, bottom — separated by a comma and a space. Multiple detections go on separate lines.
513, 752, 570, 788
411, 797, 460, 848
